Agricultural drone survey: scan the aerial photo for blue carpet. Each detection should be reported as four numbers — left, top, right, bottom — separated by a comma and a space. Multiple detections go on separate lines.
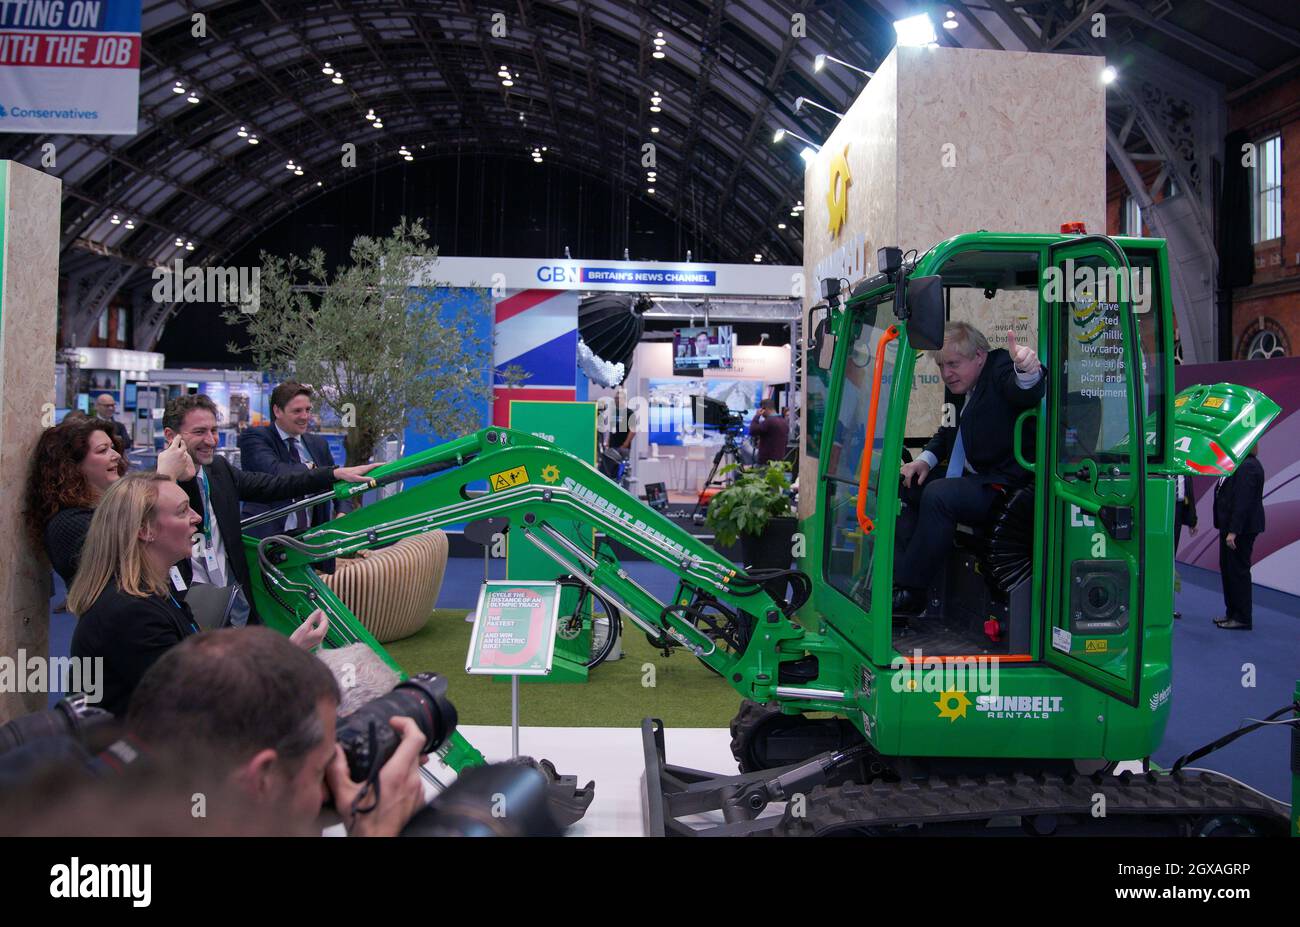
44, 557, 1297, 800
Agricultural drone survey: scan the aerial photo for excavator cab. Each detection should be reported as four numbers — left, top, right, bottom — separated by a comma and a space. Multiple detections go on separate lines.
809, 231, 1274, 704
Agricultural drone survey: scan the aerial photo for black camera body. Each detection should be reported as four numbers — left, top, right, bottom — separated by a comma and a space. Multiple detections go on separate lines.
335, 672, 458, 782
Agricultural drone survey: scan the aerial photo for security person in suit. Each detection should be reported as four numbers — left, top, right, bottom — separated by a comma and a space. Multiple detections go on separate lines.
1213, 445, 1265, 631
893, 322, 1046, 618
163, 394, 378, 625
239, 381, 353, 539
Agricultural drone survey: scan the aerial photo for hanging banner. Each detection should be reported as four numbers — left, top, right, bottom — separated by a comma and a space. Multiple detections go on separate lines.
0, 0, 141, 135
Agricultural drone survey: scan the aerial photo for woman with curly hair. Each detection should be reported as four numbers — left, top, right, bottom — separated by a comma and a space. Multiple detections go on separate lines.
25, 417, 194, 586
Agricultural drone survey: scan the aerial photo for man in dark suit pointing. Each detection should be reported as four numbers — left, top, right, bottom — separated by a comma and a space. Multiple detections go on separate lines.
893, 322, 1046, 618
239, 381, 352, 539
1213, 444, 1265, 631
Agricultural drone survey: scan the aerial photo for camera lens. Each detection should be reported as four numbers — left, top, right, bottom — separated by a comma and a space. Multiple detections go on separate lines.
335, 673, 458, 782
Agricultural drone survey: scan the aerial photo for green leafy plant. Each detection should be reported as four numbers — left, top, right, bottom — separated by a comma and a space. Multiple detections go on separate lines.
705, 461, 795, 547
222, 218, 525, 465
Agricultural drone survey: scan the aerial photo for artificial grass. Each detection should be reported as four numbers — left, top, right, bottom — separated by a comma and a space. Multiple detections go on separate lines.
384, 609, 744, 728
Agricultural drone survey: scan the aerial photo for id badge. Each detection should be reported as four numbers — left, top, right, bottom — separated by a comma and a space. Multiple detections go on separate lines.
203, 544, 220, 573
169, 566, 188, 591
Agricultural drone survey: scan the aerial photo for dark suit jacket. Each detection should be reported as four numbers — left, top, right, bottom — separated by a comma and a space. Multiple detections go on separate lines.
70, 579, 199, 717
238, 426, 349, 537
177, 456, 339, 623
99, 417, 130, 449
923, 348, 1046, 488
1213, 455, 1265, 537
1174, 477, 1197, 530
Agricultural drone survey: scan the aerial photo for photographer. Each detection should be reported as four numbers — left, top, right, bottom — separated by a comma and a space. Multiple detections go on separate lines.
126, 628, 427, 836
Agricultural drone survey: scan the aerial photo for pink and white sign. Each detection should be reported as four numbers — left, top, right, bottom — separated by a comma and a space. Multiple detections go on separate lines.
0, 0, 140, 135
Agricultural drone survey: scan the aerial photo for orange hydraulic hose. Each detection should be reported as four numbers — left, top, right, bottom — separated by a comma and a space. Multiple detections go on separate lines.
856, 325, 899, 535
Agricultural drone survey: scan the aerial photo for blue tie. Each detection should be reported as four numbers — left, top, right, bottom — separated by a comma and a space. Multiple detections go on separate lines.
946, 429, 967, 479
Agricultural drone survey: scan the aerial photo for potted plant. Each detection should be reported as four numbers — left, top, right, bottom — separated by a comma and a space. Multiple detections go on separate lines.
705, 461, 797, 572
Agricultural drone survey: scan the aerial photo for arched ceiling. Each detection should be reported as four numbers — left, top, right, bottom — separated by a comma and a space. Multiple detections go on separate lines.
4, 0, 1297, 351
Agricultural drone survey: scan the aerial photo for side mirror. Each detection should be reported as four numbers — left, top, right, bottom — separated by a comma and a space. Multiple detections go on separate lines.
906, 276, 944, 351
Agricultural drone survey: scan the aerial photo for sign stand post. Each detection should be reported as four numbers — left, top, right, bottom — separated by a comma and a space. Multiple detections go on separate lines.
466, 580, 561, 760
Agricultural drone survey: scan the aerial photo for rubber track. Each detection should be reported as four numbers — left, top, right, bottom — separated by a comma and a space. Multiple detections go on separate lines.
776, 769, 1289, 836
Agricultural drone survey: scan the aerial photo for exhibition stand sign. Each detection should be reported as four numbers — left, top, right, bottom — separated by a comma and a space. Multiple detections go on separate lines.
466, 581, 561, 676
507, 400, 597, 682
0, 0, 140, 135
466, 581, 561, 757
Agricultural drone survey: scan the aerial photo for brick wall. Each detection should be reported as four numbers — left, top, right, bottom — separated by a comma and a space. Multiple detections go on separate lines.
1227, 70, 1300, 359
1104, 69, 1300, 360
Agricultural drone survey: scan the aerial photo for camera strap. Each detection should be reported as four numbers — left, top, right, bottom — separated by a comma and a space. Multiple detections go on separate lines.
349, 720, 384, 819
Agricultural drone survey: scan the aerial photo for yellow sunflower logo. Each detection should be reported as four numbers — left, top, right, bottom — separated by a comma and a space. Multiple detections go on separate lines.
826, 144, 851, 238
541, 464, 561, 484
934, 690, 972, 722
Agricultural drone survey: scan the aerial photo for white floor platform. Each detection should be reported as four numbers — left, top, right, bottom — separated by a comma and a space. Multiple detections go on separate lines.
424, 725, 741, 837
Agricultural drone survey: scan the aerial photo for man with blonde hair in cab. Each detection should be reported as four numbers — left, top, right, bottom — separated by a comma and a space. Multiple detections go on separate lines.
893, 321, 1045, 620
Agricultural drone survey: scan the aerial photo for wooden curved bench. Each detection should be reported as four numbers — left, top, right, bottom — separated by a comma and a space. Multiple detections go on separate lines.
320, 530, 449, 643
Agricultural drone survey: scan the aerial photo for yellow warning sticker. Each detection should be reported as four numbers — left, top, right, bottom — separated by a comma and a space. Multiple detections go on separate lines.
489, 466, 529, 491
1085, 639, 1108, 653
1174, 396, 1188, 407
1201, 396, 1225, 408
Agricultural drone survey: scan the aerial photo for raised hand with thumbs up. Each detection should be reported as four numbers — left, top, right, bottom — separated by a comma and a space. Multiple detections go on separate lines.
1007, 329, 1039, 375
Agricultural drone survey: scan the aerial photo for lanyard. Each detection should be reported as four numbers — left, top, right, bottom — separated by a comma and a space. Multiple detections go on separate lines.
168, 593, 200, 634
198, 467, 214, 542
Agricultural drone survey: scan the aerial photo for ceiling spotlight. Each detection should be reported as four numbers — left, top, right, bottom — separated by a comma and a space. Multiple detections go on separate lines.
286, 160, 296, 170
650, 93, 662, 112
813, 53, 875, 77
172, 81, 185, 94
894, 13, 938, 47
502, 78, 514, 87
332, 72, 344, 84
399, 147, 411, 156
366, 109, 375, 120
124, 219, 135, 229
542, 146, 547, 151
778, 223, 786, 229
647, 187, 655, 194
294, 168, 303, 176
248, 134, 259, 144
373, 121, 383, 129
185, 241, 194, 251
322, 62, 334, 75
420, 144, 426, 149
1101, 65, 1118, 84
795, 96, 846, 119
773, 128, 820, 151
403, 155, 413, 162
175, 237, 184, 246
652, 31, 666, 58
317, 181, 323, 186
943, 11, 958, 30
110, 213, 121, 224
650, 126, 659, 133
237, 126, 248, 137
753, 254, 762, 262
187, 92, 200, 104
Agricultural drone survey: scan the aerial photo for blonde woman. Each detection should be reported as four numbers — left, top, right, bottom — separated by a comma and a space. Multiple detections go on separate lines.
68, 473, 328, 716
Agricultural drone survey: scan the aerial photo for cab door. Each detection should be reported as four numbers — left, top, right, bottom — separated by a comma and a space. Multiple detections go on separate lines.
1044, 236, 1146, 705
